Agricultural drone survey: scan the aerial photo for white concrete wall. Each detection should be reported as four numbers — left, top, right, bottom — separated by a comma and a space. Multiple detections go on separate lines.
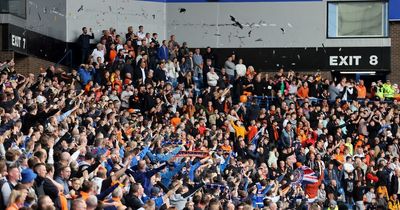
165, 1, 390, 48
0, 0, 390, 49
65, 0, 167, 43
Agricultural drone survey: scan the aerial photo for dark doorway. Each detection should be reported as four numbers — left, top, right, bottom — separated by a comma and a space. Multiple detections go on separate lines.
331, 71, 388, 89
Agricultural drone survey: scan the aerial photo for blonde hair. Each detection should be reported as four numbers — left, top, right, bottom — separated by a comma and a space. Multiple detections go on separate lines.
144, 199, 155, 210
7, 189, 26, 207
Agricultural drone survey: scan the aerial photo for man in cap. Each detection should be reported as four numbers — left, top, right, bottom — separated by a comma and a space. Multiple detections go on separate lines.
20, 168, 37, 205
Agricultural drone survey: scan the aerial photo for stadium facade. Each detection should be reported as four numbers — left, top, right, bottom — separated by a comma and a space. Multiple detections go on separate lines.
0, 0, 399, 83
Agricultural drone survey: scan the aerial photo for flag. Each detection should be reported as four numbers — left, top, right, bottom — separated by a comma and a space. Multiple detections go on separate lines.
175, 151, 209, 158
251, 127, 264, 146
378, 124, 391, 135
301, 166, 318, 184
291, 166, 318, 185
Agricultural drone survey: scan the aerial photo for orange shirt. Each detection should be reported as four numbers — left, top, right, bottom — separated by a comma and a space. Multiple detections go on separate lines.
247, 126, 258, 143
298, 132, 307, 145
125, 128, 133, 139
59, 193, 68, 210
6, 203, 20, 210
171, 117, 181, 127
230, 120, 246, 138
183, 105, 196, 118
305, 171, 324, 199
109, 49, 117, 62
297, 86, 309, 99
333, 153, 345, 164
356, 85, 367, 99
221, 144, 232, 152
116, 131, 124, 144
84, 83, 92, 93
112, 79, 123, 93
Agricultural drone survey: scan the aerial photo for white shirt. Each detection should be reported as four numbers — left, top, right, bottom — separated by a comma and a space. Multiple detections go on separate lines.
116, 44, 124, 52
236, 64, 247, 77
141, 68, 146, 83
289, 84, 298, 95
137, 31, 145, 45
166, 62, 180, 79
207, 72, 219, 87
136, 55, 143, 63
91, 49, 104, 63
1, 179, 14, 206
121, 90, 133, 108
92, 177, 104, 194
146, 37, 152, 46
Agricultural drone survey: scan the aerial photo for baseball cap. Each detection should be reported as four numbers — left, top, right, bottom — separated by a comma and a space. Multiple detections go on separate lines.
21, 168, 37, 183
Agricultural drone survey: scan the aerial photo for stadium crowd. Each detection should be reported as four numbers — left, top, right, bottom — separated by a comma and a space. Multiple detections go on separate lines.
0, 25, 399, 210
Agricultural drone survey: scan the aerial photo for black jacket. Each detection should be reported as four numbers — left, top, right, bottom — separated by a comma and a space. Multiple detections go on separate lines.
390, 175, 400, 195
376, 169, 390, 187
154, 68, 167, 83
125, 195, 143, 210
77, 33, 94, 49
21, 108, 59, 134
34, 177, 59, 200
133, 67, 147, 84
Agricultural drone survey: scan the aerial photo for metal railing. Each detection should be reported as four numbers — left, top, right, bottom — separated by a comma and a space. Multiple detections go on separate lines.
55, 49, 73, 69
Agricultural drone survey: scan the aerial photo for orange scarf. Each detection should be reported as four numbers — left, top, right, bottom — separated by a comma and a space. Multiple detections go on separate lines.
59, 193, 68, 210
273, 125, 279, 141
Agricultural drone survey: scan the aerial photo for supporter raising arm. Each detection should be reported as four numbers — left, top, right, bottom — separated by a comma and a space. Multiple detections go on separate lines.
0, 81, 19, 112
128, 160, 167, 195
77, 27, 94, 64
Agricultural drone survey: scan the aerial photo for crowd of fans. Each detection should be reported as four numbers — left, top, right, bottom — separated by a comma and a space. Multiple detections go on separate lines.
0, 24, 399, 210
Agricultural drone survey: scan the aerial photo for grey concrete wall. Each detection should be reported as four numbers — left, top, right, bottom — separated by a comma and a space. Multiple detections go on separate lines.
0, 0, 391, 49
165, 1, 390, 48
65, 0, 166, 43
0, 0, 67, 41
26, 0, 67, 41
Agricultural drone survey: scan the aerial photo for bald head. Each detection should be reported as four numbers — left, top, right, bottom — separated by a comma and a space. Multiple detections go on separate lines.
112, 187, 123, 199
72, 199, 87, 210
86, 195, 98, 210
60, 152, 71, 163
